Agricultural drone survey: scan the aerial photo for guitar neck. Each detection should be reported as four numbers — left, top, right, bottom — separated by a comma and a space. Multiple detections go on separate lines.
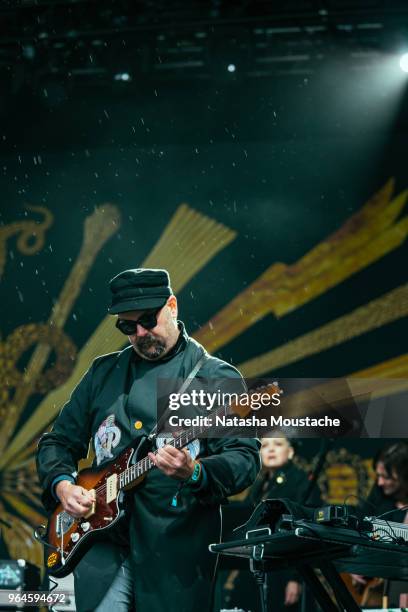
117, 403, 228, 490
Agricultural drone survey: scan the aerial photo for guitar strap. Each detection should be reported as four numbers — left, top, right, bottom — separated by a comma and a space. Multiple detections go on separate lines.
147, 350, 209, 442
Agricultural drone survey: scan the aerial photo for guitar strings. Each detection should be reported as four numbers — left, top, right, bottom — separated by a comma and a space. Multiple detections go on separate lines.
60, 387, 274, 521
73, 416, 212, 505
90, 407, 223, 496
88, 392, 249, 498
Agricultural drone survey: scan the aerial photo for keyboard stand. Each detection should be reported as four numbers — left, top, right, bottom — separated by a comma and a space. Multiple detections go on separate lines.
210, 521, 408, 612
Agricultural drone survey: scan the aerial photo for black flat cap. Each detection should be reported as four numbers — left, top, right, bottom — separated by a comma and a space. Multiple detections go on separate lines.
108, 268, 172, 314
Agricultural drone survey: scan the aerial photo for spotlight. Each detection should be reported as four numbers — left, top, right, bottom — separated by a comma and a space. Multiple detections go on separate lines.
227, 64, 236, 73
114, 72, 131, 81
399, 53, 408, 73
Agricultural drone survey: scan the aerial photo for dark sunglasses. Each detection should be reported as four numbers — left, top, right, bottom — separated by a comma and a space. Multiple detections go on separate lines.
115, 307, 161, 335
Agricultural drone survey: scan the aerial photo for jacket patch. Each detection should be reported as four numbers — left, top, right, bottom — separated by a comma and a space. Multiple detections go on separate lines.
94, 414, 121, 465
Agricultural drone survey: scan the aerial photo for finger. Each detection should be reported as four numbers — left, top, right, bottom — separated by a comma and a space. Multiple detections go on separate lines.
72, 494, 93, 507
151, 451, 166, 465
159, 447, 186, 466
73, 489, 93, 502
155, 454, 177, 472
66, 500, 91, 516
149, 452, 172, 474
162, 445, 185, 458
77, 493, 93, 504
156, 448, 182, 468
75, 499, 92, 512
157, 444, 187, 457
79, 486, 95, 500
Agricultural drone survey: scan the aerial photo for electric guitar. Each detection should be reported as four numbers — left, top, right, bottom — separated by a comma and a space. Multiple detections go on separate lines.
38, 382, 280, 577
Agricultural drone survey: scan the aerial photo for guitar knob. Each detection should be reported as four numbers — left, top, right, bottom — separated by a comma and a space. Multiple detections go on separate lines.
70, 532, 80, 542
80, 522, 90, 532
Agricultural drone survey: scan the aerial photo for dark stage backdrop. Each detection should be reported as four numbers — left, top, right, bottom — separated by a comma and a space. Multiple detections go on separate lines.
0, 130, 407, 565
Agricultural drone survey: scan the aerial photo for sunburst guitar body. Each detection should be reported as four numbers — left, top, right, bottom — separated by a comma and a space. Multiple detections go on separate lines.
44, 446, 142, 577
41, 382, 282, 577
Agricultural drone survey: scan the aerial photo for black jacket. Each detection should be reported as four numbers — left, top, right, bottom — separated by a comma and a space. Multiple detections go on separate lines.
249, 460, 322, 508
36, 325, 261, 612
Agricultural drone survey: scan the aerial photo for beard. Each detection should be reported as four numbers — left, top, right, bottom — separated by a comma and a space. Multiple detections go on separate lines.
134, 334, 167, 360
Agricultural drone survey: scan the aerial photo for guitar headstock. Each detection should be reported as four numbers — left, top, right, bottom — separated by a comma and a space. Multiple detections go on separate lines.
231, 382, 282, 418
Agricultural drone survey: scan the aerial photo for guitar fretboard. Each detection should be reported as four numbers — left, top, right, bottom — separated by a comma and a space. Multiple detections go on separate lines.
118, 402, 228, 489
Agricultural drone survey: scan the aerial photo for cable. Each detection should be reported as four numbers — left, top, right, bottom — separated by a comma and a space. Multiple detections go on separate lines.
343, 493, 376, 511
342, 494, 402, 544
376, 504, 408, 519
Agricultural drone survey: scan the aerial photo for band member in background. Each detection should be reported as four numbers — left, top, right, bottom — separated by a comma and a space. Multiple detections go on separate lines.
36, 268, 261, 612
223, 436, 321, 611
249, 436, 322, 508
354, 440, 408, 608
251, 437, 321, 610
365, 440, 408, 518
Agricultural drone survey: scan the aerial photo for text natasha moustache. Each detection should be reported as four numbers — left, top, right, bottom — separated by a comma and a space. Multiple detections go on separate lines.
168, 414, 341, 428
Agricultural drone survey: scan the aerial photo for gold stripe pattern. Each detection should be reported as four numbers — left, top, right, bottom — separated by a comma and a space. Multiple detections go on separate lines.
0, 205, 53, 277
0, 205, 121, 453
238, 284, 408, 377
0, 204, 236, 469
194, 179, 407, 352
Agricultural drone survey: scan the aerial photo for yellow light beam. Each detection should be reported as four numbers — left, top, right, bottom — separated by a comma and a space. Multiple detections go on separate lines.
194, 180, 407, 352
0, 205, 236, 469
0, 505, 44, 567
0, 204, 121, 453
11, 354, 408, 486
1, 492, 45, 526
349, 353, 408, 378
5, 440, 38, 470
238, 283, 408, 377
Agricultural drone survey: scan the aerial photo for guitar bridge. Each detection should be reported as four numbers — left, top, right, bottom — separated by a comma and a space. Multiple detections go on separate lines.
55, 512, 75, 536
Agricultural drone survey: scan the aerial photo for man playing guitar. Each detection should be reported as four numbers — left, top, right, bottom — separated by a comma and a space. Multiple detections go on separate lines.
36, 268, 261, 612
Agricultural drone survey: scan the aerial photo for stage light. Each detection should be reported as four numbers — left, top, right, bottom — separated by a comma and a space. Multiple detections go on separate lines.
227, 64, 236, 73
400, 53, 408, 73
114, 72, 131, 81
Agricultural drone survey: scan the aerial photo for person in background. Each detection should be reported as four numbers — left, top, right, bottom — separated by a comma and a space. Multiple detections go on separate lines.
365, 440, 408, 518
249, 436, 321, 610
354, 440, 408, 608
250, 436, 321, 507
36, 268, 261, 612
222, 436, 321, 612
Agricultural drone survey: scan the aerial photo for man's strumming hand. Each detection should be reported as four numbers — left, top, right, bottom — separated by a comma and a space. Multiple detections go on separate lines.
55, 481, 95, 518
